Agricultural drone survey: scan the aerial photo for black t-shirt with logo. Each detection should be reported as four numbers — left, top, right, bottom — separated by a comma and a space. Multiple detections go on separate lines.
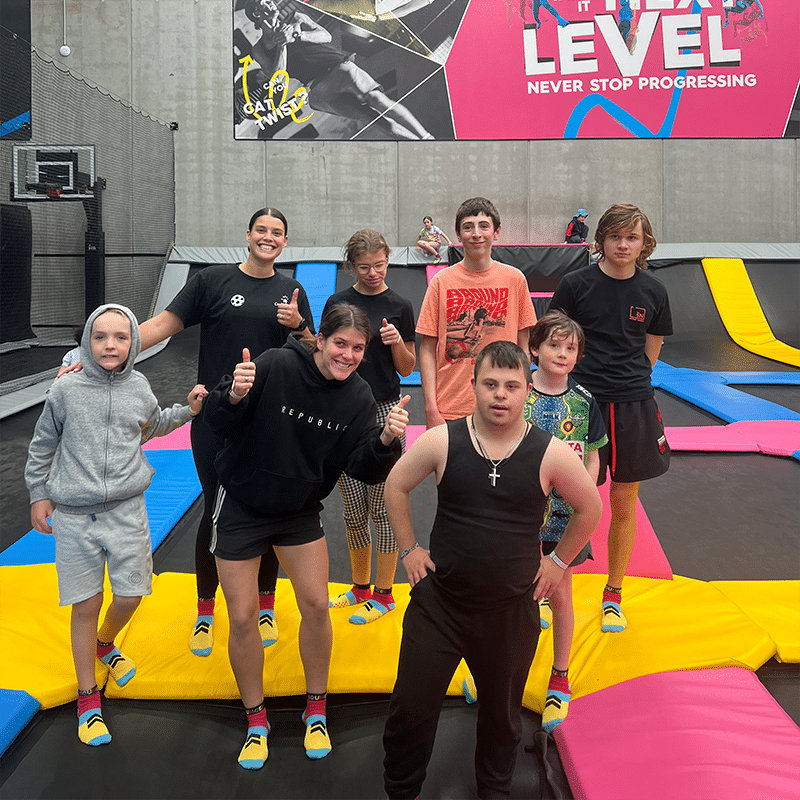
549, 264, 672, 403
166, 264, 314, 387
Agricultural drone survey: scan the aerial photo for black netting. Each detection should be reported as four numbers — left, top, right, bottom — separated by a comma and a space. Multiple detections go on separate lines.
1, 40, 174, 393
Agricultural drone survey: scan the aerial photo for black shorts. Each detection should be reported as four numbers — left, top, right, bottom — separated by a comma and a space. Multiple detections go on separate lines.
541, 539, 593, 568
597, 397, 670, 485
210, 486, 324, 561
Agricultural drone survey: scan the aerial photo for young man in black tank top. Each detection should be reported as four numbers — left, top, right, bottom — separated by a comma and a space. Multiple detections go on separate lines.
382, 341, 602, 800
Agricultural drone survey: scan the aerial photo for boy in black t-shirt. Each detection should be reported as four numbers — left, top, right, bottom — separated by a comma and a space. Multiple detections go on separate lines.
549, 204, 672, 633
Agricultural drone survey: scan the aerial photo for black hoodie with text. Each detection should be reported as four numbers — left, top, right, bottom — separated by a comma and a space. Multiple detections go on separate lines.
203, 334, 401, 517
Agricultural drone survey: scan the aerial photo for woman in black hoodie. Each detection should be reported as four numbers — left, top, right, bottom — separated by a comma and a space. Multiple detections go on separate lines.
203, 303, 409, 770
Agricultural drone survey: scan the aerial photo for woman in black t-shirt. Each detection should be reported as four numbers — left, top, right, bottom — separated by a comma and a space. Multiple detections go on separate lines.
139, 207, 314, 658
325, 229, 416, 624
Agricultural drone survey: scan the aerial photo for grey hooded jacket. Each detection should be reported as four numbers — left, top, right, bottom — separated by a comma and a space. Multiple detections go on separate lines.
25, 303, 193, 514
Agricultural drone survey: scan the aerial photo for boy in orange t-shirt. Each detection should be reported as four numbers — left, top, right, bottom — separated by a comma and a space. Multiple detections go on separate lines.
416, 197, 537, 428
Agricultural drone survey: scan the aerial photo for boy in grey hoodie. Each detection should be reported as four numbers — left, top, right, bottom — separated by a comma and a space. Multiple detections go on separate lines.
25, 304, 207, 746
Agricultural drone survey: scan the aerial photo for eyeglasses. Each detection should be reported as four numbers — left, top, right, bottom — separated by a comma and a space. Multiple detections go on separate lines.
354, 261, 388, 274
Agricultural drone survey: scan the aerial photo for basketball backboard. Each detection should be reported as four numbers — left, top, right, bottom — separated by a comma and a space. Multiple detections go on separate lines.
10, 145, 95, 200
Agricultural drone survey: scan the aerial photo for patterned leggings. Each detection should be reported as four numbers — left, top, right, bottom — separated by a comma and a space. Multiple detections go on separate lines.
336, 397, 404, 554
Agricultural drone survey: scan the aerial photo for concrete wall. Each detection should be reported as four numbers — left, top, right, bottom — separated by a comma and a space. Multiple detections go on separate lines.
32, 1, 800, 247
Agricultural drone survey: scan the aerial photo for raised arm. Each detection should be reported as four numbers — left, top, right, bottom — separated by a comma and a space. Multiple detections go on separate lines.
139, 310, 184, 352
381, 318, 416, 377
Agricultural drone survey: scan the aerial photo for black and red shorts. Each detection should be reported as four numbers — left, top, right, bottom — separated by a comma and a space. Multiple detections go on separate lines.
596, 397, 670, 485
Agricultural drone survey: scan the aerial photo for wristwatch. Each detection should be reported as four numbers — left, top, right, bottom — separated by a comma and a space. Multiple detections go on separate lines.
291, 316, 306, 331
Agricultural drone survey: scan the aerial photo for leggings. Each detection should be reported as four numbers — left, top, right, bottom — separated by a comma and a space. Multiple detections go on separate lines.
336, 397, 404, 554
190, 414, 280, 600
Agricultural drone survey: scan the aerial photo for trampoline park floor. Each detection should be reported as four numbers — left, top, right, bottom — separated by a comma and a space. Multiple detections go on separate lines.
1, 260, 798, 798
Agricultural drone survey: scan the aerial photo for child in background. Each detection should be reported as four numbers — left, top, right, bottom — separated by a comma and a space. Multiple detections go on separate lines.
525, 311, 606, 731
416, 215, 452, 264
26, 303, 207, 746
549, 203, 672, 633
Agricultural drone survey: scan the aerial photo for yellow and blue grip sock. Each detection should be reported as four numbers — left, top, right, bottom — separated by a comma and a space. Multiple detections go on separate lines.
539, 597, 552, 629
329, 583, 371, 609
190, 597, 215, 657
349, 587, 395, 624
601, 585, 627, 632
541, 669, 571, 733
258, 591, 278, 648
238, 703, 269, 769
302, 693, 331, 759
462, 674, 478, 705
97, 639, 135, 687
77, 686, 111, 746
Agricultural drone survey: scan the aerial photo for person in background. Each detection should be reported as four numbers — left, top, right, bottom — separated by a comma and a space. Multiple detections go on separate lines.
416, 215, 452, 264
564, 209, 589, 244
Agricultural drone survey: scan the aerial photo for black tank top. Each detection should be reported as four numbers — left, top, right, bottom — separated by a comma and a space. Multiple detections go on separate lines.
429, 417, 550, 607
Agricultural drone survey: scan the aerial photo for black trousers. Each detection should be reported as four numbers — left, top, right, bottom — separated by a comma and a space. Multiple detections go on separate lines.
383, 578, 539, 800
190, 415, 279, 599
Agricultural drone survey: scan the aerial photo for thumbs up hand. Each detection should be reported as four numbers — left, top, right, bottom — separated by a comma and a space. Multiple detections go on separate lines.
380, 318, 401, 346
277, 288, 302, 329
380, 394, 411, 445
231, 348, 255, 402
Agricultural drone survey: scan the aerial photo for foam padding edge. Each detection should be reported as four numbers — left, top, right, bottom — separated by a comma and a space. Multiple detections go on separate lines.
709, 580, 800, 663
0, 564, 149, 709
0, 688, 41, 757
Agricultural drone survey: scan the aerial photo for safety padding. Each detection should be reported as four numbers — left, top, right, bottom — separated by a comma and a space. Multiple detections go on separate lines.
0, 448, 201, 567
141, 449, 201, 551
702, 258, 800, 368
521, 574, 776, 714
652, 363, 800, 423
106, 574, 469, 701
665, 424, 758, 452
0, 564, 139, 709
0, 688, 41, 757
294, 262, 338, 330
554, 667, 800, 800
0, 531, 56, 567
572, 483, 672, 580
399, 371, 421, 386
710, 581, 800, 664
728, 420, 800, 458
141, 421, 192, 451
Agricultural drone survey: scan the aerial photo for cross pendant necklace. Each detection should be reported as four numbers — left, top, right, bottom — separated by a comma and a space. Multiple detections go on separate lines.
470, 416, 528, 488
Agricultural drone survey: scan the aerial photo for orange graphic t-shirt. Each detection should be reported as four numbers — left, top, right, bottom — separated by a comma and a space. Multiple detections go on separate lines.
416, 261, 536, 419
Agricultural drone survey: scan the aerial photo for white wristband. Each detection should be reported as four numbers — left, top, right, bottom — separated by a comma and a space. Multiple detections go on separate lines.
549, 552, 568, 570
229, 387, 245, 400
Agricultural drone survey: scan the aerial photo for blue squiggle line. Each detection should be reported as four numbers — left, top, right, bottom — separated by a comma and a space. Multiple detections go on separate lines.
562, 0, 700, 139
563, 71, 686, 138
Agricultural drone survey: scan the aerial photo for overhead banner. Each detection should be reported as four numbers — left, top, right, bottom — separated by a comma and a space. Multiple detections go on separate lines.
233, 0, 799, 141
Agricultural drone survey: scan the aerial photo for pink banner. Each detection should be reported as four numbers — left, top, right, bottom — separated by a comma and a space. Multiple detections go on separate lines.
234, 1, 799, 140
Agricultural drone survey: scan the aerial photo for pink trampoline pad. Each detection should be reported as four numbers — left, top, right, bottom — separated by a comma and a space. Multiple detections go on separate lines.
142, 422, 192, 451
573, 481, 672, 580
555, 667, 800, 800
728, 420, 800, 457
425, 264, 447, 284
665, 425, 757, 452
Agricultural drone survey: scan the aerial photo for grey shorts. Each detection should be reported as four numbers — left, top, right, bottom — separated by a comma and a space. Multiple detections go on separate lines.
53, 494, 153, 606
